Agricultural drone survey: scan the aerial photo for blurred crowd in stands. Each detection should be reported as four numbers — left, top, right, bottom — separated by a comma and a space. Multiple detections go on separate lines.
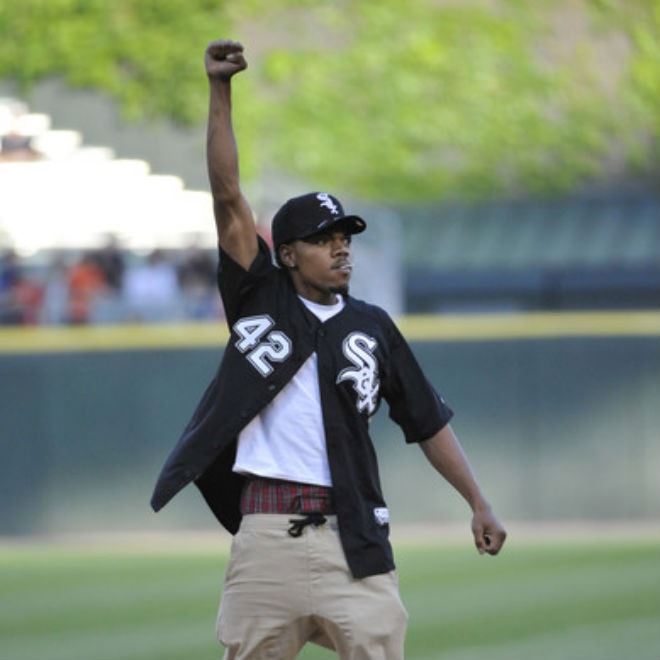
0, 97, 226, 326
0, 240, 224, 326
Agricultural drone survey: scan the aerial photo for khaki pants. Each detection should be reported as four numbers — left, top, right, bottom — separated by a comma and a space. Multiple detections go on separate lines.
217, 514, 408, 659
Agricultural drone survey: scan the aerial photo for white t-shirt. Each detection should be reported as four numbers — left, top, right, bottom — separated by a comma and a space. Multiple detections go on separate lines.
232, 295, 345, 486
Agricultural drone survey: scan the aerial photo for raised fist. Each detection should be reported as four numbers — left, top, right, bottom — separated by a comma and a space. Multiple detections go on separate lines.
205, 39, 247, 81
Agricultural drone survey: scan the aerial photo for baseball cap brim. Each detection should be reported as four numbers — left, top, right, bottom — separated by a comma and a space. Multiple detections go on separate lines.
297, 214, 367, 241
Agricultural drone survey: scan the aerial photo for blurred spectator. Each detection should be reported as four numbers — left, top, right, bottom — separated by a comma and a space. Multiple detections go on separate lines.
178, 245, 222, 320
66, 252, 108, 324
0, 248, 20, 287
94, 235, 126, 292
41, 255, 70, 325
0, 248, 44, 324
12, 273, 44, 324
123, 249, 182, 322
1, 249, 23, 323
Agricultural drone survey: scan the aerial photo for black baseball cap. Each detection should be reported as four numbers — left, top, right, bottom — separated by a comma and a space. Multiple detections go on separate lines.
271, 192, 366, 250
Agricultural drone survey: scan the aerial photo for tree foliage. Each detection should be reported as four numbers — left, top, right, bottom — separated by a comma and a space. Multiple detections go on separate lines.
0, 0, 226, 123
0, 0, 657, 201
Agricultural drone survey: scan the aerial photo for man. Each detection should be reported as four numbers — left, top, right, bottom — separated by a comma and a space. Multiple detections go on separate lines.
151, 39, 506, 660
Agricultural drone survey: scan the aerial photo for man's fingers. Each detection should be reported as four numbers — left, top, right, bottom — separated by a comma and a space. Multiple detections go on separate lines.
475, 531, 487, 555
211, 49, 243, 63
475, 528, 506, 556
225, 52, 247, 68
208, 40, 244, 60
485, 531, 506, 555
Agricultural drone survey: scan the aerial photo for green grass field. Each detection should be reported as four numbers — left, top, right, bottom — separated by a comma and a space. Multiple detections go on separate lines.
1, 531, 658, 660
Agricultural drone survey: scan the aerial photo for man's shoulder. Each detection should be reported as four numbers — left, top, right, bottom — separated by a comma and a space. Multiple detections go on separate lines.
219, 237, 294, 322
345, 295, 393, 323
340, 296, 403, 342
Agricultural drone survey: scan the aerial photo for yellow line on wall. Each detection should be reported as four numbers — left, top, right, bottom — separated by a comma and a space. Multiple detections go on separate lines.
0, 323, 230, 354
397, 311, 660, 341
0, 311, 658, 355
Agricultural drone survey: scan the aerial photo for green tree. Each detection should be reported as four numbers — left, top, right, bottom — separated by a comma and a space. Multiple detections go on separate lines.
0, 0, 657, 201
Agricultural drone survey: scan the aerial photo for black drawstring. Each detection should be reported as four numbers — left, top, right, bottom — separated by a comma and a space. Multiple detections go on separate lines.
287, 513, 327, 537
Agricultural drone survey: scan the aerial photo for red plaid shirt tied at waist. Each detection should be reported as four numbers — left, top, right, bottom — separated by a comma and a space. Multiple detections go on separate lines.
240, 477, 335, 515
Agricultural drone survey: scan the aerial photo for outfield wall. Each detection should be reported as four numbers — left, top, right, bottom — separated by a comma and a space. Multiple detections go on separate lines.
1, 312, 658, 535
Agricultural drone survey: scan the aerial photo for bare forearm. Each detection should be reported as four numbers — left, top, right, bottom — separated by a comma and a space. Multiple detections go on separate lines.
419, 424, 490, 513
420, 424, 507, 554
207, 81, 241, 205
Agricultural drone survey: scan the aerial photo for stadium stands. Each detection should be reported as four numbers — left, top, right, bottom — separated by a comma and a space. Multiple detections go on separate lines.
402, 197, 660, 312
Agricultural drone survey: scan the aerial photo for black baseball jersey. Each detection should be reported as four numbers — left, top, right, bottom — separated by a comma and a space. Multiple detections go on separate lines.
151, 237, 453, 578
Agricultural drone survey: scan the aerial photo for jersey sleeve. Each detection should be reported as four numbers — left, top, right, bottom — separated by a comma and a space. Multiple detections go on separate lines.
217, 236, 274, 325
382, 318, 454, 443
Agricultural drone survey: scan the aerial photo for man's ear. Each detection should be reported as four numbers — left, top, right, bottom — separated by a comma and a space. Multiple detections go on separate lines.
278, 244, 297, 269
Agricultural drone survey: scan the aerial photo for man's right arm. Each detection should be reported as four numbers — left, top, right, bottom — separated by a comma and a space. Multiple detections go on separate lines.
419, 424, 506, 556
205, 39, 257, 270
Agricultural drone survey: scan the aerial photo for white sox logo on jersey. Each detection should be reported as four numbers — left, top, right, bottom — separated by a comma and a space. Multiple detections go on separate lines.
337, 332, 380, 416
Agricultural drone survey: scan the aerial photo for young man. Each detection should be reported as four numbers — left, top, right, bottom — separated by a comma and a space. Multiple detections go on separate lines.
151, 39, 506, 660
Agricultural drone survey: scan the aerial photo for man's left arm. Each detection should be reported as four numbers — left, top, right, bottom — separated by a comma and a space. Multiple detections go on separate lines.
419, 424, 507, 555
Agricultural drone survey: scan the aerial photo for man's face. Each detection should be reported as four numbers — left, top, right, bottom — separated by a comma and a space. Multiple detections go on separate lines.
280, 230, 353, 304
